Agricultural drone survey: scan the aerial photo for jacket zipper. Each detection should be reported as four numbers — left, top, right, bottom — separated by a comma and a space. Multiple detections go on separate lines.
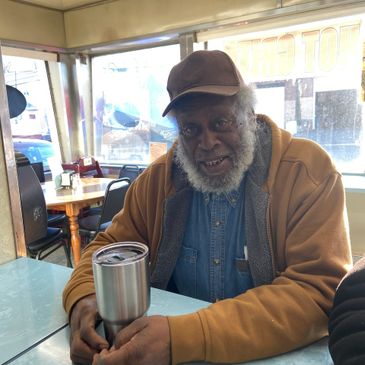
266, 195, 277, 279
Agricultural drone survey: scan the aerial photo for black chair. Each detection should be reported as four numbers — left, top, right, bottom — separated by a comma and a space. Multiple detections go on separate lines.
87, 165, 142, 218
31, 162, 46, 183
78, 177, 131, 243
83, 164, 140, 219
118, 164, 144, 182
29, 160, 69, 230
15, 152, 72, 267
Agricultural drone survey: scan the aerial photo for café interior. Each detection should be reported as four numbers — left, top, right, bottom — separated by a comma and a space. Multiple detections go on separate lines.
0, 0, 365, 364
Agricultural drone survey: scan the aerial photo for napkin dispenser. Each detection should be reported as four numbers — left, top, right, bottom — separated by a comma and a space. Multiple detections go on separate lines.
61, 170, 75, 188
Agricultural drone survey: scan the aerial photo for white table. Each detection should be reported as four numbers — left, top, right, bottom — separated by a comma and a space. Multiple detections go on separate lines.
0, 258, 71, 364
1, 258, 334, 365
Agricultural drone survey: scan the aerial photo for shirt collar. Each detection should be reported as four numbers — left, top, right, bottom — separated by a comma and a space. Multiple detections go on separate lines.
202, 186, 242, 208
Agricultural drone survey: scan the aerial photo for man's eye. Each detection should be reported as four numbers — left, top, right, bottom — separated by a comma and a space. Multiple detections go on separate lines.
181, 125, 198, 137
214, 119, 233, 131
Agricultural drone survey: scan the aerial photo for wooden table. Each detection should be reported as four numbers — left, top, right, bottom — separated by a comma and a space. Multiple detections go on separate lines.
42, 177, 113, 265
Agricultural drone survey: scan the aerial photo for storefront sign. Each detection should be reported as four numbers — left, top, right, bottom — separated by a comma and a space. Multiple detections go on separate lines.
228, 23, 361, 80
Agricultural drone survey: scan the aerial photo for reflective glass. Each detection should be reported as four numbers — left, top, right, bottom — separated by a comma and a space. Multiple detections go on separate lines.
208, 17, 365, 174
3, 55, 61, 172
91, 45, 180, 165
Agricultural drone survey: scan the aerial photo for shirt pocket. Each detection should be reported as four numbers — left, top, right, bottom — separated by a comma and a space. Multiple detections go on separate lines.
235, 257, 254, 291
174, 246, 198, 298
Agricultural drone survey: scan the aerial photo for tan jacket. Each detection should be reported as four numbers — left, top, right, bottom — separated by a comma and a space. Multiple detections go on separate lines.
63, 115, 352, 364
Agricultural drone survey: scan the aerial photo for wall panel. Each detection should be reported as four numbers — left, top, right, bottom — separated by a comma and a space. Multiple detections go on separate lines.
346, 191, 365, 257
283, 0, 318, 5
0, 0, 65, 48
64, 0, 277, 48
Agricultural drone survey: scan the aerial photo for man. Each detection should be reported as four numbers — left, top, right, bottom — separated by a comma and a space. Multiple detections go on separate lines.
328, 257, 365, 365
63, 50, 352, 365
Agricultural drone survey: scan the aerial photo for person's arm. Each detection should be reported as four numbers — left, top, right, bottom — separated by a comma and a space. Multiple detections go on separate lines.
328, 257, 365, 364
62, 158, 170, 316
62, 179, 151, 363
167, 171, 351, 364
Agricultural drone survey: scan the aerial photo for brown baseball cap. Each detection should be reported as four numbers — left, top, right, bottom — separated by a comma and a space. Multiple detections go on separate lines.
162, 50, 245, 116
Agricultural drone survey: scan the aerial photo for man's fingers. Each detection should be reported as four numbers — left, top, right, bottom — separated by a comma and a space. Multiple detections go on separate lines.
101, 316, 170, 365
69, 295, 109, 363
114, 317, 148, 349
70, 330, 100, 364
79, 318, 109, 350
92, 342, 136, 365
70, 294, 109, 351
70, 326, 108, 364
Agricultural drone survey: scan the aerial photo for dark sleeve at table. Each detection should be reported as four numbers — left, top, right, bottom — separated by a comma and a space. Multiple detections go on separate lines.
328, 257, 365, 365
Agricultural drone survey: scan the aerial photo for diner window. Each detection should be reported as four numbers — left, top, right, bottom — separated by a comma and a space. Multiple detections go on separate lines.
91, 44, 180, 165
3, 54, 61, 172
205, 16, 365, 174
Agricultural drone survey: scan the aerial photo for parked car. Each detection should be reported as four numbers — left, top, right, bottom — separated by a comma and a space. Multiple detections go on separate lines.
13, 138, 55, 172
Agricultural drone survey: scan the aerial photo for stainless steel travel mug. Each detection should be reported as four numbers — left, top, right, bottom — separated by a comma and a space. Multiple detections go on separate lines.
92, 241, 150, 344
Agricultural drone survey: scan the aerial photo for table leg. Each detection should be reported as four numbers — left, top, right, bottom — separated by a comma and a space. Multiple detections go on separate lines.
65, 204, 82, 265
68, 214, 81, 265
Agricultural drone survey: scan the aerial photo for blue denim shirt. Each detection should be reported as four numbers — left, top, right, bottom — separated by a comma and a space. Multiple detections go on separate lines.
172, 178, 253, 302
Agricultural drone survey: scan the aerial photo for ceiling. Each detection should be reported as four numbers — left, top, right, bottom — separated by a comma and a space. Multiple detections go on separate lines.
11, 0, 112, 11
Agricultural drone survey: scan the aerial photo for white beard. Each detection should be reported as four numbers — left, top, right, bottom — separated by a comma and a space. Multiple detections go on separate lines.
175, 118, 257, 194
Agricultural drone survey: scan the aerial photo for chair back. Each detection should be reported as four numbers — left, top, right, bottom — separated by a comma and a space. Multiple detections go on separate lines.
31, 162, 45, 183
118, 164, 144, 182
62, 156, 104, 178
15, 152, 48, 244
98, 178, 131, 230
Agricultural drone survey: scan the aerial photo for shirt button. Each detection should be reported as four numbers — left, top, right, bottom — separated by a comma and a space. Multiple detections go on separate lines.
215, 220, 221, 227
213, 258, 220, 265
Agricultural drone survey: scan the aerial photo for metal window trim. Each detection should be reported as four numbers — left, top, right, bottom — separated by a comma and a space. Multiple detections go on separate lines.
0, 43, 27, 258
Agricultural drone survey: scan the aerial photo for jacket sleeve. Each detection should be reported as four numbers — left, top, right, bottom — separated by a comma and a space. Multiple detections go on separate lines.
62, 178, 150, 315
328, 257, 365, 364
168, 171, 352, 364
62, 152, 173, 318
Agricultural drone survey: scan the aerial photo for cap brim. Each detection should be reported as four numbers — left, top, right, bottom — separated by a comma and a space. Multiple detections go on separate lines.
6, 85, 27, 118
162, 85, 241, 117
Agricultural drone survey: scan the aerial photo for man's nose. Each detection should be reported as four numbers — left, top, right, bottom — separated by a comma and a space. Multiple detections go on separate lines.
198, 128, 219, 150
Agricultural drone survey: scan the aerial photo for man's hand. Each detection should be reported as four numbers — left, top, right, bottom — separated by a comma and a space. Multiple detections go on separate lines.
69, 294, 109, 364
92, 315, 171, 365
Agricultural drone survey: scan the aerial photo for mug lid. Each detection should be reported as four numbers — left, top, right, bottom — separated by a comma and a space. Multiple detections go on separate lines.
92, 242, 148, 266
